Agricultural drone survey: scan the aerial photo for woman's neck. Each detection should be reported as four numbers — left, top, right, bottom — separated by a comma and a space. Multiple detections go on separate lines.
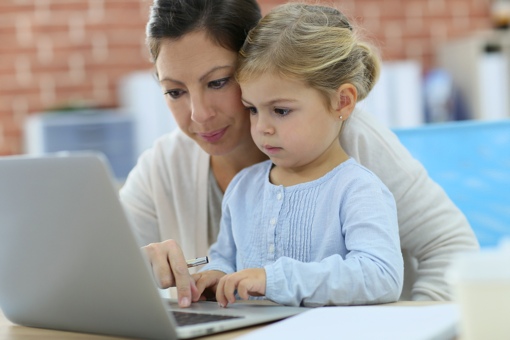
210, 144, 267, 192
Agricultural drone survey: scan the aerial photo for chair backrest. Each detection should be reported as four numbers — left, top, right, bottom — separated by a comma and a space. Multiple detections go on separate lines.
393, 119, 510, 248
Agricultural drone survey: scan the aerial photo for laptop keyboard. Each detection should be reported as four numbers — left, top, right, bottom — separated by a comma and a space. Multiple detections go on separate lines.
171, 311, 243, 326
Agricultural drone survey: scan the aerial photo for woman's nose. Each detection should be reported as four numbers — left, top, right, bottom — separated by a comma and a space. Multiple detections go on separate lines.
190, 94, 215, 123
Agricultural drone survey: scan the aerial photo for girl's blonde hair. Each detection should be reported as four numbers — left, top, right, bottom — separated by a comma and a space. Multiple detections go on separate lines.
236, 3, 380, 108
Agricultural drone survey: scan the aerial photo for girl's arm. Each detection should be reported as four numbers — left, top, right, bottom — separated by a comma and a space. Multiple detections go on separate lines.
200, 203, 237, 275
264, 178, 403, 307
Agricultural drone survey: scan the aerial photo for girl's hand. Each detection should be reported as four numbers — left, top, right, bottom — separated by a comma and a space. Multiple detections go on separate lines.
192, 270, 226, 302
215, 268, 266, 307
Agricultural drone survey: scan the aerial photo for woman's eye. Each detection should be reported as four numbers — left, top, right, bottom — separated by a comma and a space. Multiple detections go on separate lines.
209, 77, 230, 89
164, 89, 185, 99
274, 108, 291, 116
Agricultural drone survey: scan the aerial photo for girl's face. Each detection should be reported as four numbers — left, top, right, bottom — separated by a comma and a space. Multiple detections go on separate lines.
155, 30, 253, 156
240, 73, 344, 171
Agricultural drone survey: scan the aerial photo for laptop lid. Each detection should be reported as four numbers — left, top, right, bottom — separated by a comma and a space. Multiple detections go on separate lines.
0, 153, 305, 339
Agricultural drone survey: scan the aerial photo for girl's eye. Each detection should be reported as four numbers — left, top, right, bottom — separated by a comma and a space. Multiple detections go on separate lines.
274, 108, 291, 116
246, 106, 258, 115
209, 77, 230, 89
164, 89, 185, 99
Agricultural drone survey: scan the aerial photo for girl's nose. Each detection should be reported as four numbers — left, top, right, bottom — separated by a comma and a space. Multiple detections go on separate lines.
254, 114, 275, 135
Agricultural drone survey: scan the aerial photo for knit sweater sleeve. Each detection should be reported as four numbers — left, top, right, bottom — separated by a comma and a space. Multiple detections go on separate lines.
119, 142, 160, 248
341, 109, 479, 300
119, 130, 211, 260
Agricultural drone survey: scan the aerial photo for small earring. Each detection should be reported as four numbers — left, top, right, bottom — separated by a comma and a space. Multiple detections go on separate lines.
339, 115, 343, 120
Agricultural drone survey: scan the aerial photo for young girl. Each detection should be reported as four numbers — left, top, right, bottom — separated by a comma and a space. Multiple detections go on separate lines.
193, 3, 403, 307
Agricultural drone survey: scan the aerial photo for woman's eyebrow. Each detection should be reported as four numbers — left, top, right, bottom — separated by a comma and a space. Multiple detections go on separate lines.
199, 65, 233, 82
158, 65, 233, 85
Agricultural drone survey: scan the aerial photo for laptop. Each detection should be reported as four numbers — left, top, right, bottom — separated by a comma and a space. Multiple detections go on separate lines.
0, 152, 307, 339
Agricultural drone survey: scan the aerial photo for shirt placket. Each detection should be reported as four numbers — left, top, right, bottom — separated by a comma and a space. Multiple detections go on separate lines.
266, 186, 284, 264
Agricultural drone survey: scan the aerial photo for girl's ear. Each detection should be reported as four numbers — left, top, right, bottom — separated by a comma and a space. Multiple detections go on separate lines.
333, 84, 357, 121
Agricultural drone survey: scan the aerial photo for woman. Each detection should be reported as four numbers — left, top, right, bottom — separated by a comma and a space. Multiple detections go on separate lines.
120, 0, 479, 308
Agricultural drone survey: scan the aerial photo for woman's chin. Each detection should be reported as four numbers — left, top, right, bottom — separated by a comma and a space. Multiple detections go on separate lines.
198, 140, 234, 157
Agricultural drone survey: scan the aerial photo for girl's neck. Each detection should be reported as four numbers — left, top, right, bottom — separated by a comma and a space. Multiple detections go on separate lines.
270, 142, 349, 187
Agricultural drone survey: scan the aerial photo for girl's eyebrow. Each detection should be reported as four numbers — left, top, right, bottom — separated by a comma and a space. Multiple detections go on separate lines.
242, 97, 298, 107
241, 98, 253, 105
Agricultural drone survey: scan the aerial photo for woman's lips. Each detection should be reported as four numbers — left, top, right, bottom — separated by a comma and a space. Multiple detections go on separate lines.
197, 127, 227, 143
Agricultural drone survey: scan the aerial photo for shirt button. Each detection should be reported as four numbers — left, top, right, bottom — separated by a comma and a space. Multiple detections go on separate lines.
268, 244, 275, 253
276, 193, 282, 200
270, 218, 277, 225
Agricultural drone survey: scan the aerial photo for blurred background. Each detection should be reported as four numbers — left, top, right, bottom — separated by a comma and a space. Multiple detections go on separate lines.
1, 0, 509, 179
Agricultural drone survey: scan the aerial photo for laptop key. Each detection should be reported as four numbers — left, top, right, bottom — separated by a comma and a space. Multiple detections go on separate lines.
171, 311, 243, 326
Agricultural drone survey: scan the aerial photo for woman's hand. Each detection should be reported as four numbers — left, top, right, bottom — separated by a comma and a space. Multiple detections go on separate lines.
215, 268, 266, 307
142, 239, 198, 307
192, 270, 226, 302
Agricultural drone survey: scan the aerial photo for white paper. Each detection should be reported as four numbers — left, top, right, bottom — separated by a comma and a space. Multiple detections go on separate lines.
237, 304, 459, 340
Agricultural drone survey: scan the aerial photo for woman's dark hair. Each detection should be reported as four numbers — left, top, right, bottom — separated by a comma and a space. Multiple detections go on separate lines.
146, 0, 262, 62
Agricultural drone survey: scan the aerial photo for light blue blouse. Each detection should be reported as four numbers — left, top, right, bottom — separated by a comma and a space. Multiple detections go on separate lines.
202, 158, 403, 307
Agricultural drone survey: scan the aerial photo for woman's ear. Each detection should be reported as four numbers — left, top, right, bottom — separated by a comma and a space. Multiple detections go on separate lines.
334, 84, 357, 121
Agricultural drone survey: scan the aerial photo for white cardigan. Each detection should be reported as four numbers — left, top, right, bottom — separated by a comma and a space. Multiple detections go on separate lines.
119, 108, 479, 301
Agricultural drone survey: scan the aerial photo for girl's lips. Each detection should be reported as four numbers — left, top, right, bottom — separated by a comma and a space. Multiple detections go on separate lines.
263, 145, 282, 155
197, 127, 228, 143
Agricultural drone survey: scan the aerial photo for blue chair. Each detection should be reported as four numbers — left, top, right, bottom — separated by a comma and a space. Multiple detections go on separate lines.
393, 119, 510, 248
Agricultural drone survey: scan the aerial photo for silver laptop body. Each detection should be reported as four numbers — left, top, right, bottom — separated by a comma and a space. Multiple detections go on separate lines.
0, 153, 306, 339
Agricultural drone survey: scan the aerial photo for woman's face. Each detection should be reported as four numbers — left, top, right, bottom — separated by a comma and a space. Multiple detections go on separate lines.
155, 30, 252, 156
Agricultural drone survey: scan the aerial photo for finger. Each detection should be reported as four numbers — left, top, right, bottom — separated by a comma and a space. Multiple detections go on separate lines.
223, 274, 239, 305
237, 279, 250, 300
237, 278, 264, 299
216, 276, 228, 307
194, 271, 226, 302
143, 243, 174, 288
192, 273, 206, 299
190, 276, 201, 302
192, 273, 213, 302
164, 240, 192, 307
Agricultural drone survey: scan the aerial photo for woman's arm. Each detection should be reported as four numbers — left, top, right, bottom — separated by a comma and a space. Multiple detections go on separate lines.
119, 131, 211, 307
342, 109, 479, 300
120, 147, 161, 248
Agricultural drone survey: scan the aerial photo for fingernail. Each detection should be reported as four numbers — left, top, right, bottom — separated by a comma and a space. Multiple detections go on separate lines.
179, 297, 190, 307
218, 302, 224, 308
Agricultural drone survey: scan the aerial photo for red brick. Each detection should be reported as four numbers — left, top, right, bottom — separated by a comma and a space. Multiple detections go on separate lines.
0, 0, 497, 155
48, 2, 88, 12
0, 3, 35, 15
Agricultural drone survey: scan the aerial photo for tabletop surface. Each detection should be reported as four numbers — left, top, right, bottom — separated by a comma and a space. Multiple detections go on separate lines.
0, 301, 446, 340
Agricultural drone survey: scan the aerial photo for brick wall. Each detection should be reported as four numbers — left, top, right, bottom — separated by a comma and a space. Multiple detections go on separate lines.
0, 0, 493, 156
